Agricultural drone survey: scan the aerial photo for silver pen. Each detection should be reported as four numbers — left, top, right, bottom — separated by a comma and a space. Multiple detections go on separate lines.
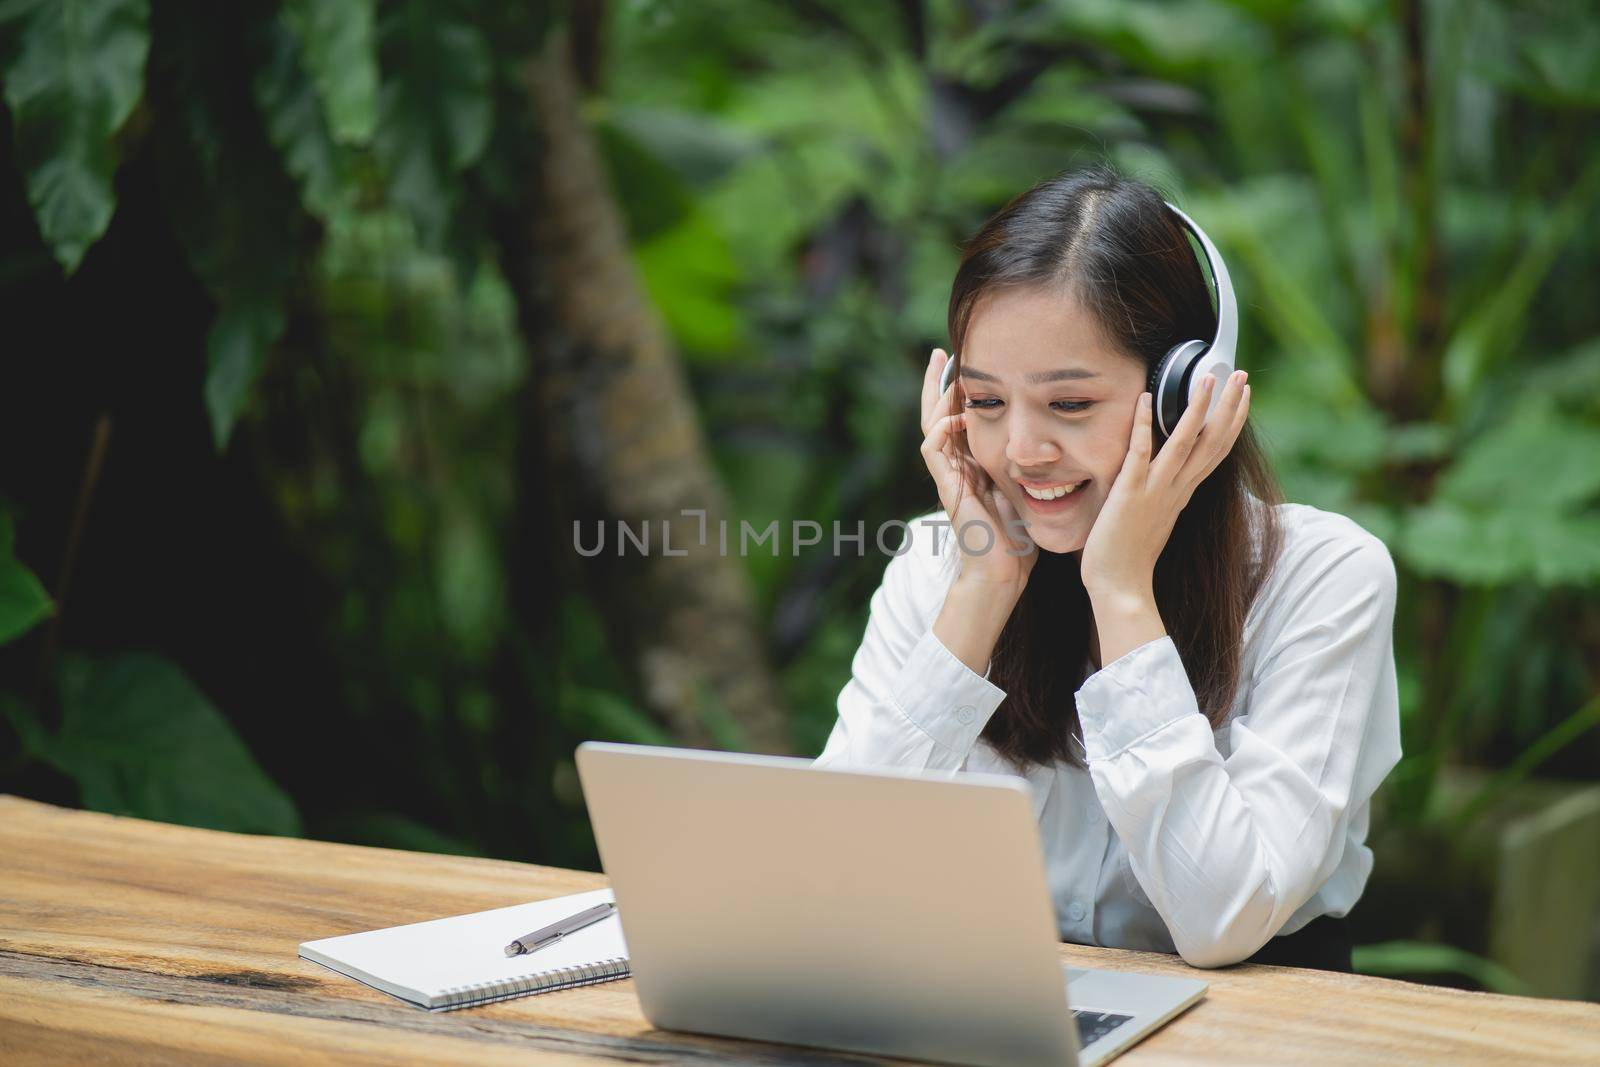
503, 901, 617, 957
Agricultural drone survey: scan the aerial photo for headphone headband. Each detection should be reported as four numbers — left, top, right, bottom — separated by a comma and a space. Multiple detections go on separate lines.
1161, 200, 1237, 382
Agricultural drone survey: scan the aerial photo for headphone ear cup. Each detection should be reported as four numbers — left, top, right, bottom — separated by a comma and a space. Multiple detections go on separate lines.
1151, 339, 1207, 437
1146, 351, 1170, 405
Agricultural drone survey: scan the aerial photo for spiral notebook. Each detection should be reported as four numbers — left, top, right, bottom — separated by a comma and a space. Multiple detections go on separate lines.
298, 888, 629, 1011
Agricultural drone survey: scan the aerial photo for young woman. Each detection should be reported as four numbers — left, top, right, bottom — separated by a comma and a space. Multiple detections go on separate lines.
815, 167, 1400, 971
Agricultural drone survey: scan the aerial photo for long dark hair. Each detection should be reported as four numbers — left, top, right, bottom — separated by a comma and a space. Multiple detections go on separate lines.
946, 165, 1284, 772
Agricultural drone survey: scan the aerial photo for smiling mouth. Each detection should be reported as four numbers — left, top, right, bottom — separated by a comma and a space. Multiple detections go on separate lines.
1018, 479, 1089, 501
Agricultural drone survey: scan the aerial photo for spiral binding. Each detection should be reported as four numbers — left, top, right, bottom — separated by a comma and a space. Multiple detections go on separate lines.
431, 957, 631, 1011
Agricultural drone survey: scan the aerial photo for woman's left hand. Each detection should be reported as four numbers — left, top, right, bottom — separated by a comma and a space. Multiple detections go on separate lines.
1080, 370, 1251, 606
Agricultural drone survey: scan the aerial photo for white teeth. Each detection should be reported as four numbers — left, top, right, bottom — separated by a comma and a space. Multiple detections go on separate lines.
1022, 481, 1081, 500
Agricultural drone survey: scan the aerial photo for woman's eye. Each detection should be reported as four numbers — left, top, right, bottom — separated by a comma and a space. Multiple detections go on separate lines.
963, 398, 1092, 413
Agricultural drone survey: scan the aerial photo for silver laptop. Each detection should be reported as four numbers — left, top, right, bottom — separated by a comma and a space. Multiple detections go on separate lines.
574, 742, 1206, 1067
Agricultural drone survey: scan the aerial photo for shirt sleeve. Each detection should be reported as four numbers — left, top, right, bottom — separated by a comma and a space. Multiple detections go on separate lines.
814, 520, 1008, 773
1074, 530, 1400, 968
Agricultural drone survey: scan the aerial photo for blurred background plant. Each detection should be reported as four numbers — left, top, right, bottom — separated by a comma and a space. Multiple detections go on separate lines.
2, 0, 1596, 999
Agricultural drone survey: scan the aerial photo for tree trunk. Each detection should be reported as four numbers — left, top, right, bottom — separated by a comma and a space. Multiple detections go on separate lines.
511, 31, 792, 754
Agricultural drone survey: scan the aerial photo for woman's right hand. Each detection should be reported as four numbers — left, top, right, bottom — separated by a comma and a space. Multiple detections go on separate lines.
920, 348, 1038, 597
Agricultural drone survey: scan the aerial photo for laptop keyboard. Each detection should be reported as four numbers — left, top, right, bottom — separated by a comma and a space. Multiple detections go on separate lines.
1072, 1009, 1134, 1048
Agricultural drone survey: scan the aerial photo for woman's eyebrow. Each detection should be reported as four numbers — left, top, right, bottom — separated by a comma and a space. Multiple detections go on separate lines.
960, 366, 1101, 383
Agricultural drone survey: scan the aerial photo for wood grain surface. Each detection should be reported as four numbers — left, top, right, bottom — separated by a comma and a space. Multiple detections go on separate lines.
2, 794, 1596, 1064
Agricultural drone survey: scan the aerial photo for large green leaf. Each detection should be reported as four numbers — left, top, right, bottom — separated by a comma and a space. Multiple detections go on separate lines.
158, 11, 303, 451
0, 504, 52, 645
1518, 336, 1600, 399
1442, 154, 1600, 407
283, 0, 377, 146
1195, 181, 1358, 401
605, 105, 758, 189
1435, 409, 1600, 511
1352, 940, 1535, 996
0, 0, 151, 273
1469, 5, 1600, 109
16, 653, 302, 835
372, 2, 492, 249
1014, 0, 1266, 76
596, 117, 696, 244
1399, 503, 1600, 588
435, 503, 505, 664
636, 207, 742, 357
560, 684, 673, 748
996, 66, 1144, 137
253, 13, 343, 219
204, 302, 287, 451
1396, 505, 1521, 585
706, 49, 919, 271
1252, 389, 1389, 473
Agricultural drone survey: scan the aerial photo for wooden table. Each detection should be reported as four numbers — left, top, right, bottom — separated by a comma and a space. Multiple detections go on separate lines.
2, 795, 1596, 1064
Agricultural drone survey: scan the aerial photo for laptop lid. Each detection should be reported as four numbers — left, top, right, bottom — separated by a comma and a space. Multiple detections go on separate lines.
575, 741, 1080, 1067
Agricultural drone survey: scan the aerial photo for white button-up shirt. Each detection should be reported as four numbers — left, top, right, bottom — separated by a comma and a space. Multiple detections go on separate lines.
815, 503, 1401, 968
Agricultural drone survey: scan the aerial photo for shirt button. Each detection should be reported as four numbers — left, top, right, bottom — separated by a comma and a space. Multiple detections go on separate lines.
1067, 902, 1087, 923
955, 705, 975, 725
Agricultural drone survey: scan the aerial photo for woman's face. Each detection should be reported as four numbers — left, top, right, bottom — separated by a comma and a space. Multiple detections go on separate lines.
957, 285, 1148, 555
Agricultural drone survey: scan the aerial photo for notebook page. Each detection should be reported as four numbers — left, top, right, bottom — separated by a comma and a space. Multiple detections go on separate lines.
299, 887, 628, 1007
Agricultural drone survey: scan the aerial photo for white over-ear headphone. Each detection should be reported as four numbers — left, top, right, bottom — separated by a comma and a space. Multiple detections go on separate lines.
940, 200, 1236, 440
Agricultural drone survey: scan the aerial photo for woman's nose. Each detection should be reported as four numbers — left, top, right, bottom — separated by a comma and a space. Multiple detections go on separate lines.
1005, 417, 1061, 467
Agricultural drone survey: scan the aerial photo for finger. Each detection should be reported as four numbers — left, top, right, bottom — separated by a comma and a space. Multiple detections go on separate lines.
990, 487, 1036, 558
1208, 371, 1249, 457
920, 348, 949, 435
924, 411, 990, 516
1116, 392, 1155, 487
1185, 378, 1251, 490
1233, 383, 1251, 438
947, 411, 989, 491
1212, 381, 1252, 474
1151, 373, 1216, 482
1181, 370, 1248, 483
921, 408, 961, 455
920, 410, 966, 482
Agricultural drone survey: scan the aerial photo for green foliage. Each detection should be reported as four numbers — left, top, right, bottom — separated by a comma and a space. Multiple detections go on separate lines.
1441, 156, 1600, 408
3, 653, 301, 835
593, 116, 745, 357
204, 303, 289, 451
151, 7, 307, 450
1353, 940, 1535, 996
316, 809, 482, 856
0, 0, 150, 273
372, 1, 492, 253
1399, 505, 1600, 587
309, 199, 526, 678
282, 0, 378, 147
562, 682, 674, 747
254, 10, 348, 221
1436, 407, 1600, 511
636, 206, 743, 357
0, 502, 52, 645
2, 0, 503, 449
1448, 694, 1600, 834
